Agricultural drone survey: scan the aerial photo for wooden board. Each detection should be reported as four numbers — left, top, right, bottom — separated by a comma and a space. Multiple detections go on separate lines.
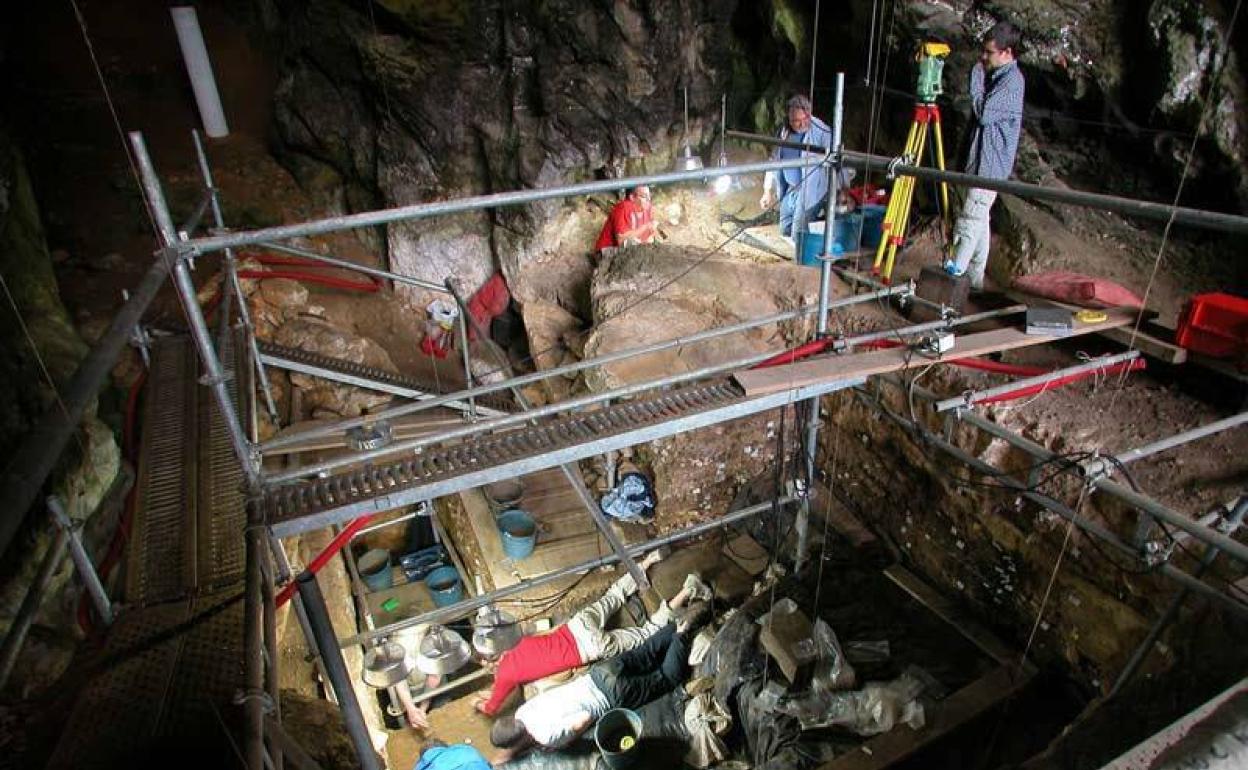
461, 468, 642, 590
1002, 289, 1188, 364
820, 664, 1035, 770
266, 411, 466, 455
733, 307, 1137, 396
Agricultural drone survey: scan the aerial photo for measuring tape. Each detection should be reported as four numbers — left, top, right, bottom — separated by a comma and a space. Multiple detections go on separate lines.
1075, 310, 1108, 324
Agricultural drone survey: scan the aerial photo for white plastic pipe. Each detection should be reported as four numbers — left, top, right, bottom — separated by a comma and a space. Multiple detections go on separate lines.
170, 6, 229, 138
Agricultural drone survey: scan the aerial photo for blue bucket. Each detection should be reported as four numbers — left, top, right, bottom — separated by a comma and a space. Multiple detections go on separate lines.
496, 509, 537, 559
859, 204, 886, 249
798, 217, 860, 266
424, 565, 463, 607
358, 549, 393, 592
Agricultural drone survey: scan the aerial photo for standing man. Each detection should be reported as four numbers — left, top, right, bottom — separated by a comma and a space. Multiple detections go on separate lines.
595, 186, 657, 253
760, 94, 844, 238
945, 20, 1025, 290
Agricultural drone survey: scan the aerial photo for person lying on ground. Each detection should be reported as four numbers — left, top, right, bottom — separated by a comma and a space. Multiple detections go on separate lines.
488, 607, 713, 765
473, 550, 713, 716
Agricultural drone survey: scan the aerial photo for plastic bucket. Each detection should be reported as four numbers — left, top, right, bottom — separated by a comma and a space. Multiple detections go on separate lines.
798, 218, 860, 265
859, 204, 886, 249
358, 549, 393, 592
595, 708, 643, 769
424, 566, 463, 607
496, 509, 537, 559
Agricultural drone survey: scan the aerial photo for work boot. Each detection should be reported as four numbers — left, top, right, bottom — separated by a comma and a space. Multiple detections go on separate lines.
682, 573, 713, 603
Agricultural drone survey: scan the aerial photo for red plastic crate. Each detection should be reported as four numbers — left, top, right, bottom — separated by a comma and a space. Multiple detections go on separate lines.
1175, 292, 1248, 358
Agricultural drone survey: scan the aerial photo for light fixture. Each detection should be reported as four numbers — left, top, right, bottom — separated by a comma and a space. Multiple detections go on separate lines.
712, 93, 732, 195
674, 86, 703, 172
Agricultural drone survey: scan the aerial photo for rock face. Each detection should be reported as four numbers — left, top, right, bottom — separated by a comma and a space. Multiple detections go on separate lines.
0, 124, 121, 695
273, 317, 399, 417
582, 245, 820, 519
268, 0, 742, 314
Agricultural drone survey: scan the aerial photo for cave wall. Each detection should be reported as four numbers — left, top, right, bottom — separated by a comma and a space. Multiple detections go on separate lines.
0, 124, 121, 696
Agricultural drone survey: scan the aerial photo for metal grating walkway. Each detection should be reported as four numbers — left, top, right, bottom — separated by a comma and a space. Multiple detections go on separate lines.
46, 335, 252, 770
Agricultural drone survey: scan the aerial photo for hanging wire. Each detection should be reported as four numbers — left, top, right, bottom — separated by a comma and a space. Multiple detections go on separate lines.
67, 0, 160, 240
808, 0, 821, 100
0, 273, 91, 470
364, 0, 396, 123
1108, 0, 1244, 410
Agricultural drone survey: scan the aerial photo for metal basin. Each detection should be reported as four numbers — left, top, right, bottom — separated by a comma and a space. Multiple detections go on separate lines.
362, 641, 411, 688
414, 625, 472, 677
472, 607, 523, 658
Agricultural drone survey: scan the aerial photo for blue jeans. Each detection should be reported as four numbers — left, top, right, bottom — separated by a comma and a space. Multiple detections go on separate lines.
779, 188, 826, 237
588, 624, 689, 711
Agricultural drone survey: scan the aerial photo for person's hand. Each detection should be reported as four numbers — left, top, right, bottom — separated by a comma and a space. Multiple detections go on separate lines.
472, 694, 490, 715
406, 706, 430, 730
759, 189, 776, 210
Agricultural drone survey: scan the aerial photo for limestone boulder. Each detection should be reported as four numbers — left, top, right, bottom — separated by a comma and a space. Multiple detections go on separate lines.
582, 245, 820, 518
520, 300, 584, 402
273, 317, 397, 417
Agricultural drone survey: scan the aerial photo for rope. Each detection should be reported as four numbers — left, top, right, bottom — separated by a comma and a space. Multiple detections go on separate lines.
808, 0, 821, 102
67, 0, 160, 240
364, 0, 395, 123
1109, 0, 1243, 409
1019, 483, 1089, 667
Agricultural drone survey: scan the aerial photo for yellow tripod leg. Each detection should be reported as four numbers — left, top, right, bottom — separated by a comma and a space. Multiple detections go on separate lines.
883, 122, 929, 281
932, 117, 952, 242
873, 120, 922, 274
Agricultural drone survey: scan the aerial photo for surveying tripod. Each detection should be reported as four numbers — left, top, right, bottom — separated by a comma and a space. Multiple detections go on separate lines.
872, 42, 954, 283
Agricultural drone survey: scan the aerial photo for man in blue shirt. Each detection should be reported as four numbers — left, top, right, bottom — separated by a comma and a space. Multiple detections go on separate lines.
946, 21, 1026, 290
760, 94, 836, 238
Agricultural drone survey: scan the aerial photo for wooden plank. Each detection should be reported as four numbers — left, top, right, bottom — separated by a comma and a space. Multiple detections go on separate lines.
1002, 289, 1187, 364
884, 565, 1026, 668
820, 664, 1035, 770
733, 307, 1137, 396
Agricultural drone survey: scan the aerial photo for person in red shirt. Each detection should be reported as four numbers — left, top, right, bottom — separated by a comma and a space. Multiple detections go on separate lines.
594, 186, 657, 253
473, 549, 711, 716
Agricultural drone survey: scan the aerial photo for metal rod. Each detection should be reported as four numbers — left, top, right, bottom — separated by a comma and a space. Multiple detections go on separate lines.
243, 510, 266, 770
410, 666, 490, 705
0, 527, 69, 689
1110, 495, 1248, 698
444, 277, 649, 591
257, 241, 451, 294
937, 385, 1248, 566
430, 511, 475, 598
131, 131, 260, 485
350, 509, 421, 542
862, 387, 1248, 620
264, 716, 326, 770
262, 290, 989, 486
193, 129, 279, 421
341, 496, 795, 648
268, 533, 336, 704
799, 72, 847, 575
1114, 412, 1248, 466
934, 351, 1141, 413
455, 308, 476, 421
832, 265, 945, 313
729, 130, 1248, 235
260, 537, 283, 770
832, 304, 1027, 351
47, 497, 113, 626
295, 572, 381, 770
0, 257, 167, 561
181, 189, 214, 237
257, 352, 500, 417
185, 156, 827, 256
259, 283, 910, 457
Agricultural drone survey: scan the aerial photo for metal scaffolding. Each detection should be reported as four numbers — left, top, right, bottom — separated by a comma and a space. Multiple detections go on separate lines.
25, 92, 1242, 769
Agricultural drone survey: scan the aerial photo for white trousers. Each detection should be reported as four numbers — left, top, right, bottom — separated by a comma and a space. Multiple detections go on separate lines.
566, 572, 672, 662
950, 188, 998, 290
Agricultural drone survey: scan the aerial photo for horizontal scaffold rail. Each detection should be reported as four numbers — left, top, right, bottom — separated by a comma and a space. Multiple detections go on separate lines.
261, 375, 863, 537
